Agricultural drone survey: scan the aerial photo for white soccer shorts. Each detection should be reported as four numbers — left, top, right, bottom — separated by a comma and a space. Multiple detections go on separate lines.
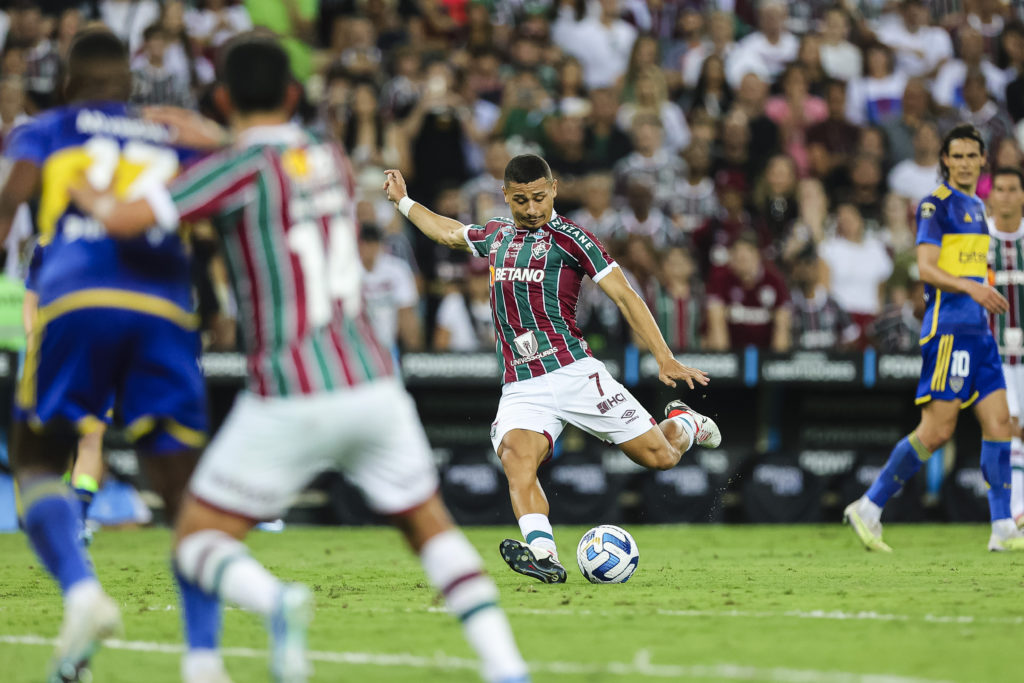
1003, 363, 1024, 420
489, 356, 656, 455
190, 378, 439, 520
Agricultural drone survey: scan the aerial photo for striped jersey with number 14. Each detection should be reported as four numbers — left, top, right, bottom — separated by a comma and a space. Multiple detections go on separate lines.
464, 213, 617, 383
162, 124, 392, 396
988, 217, 1024, 364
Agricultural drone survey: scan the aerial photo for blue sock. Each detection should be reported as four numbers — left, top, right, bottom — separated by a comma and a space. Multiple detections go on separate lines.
21, 478, 95, 593
73, 487, 95, 520
866, 433, 932, 508
174, 568, 222, 651
980, 439, 1012, 521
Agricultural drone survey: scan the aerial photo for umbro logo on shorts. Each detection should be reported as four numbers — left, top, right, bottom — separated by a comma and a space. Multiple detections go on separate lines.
621, 409, 638, 424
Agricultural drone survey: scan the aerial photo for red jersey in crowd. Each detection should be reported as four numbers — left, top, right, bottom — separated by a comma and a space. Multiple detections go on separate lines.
706, 264, 790, 349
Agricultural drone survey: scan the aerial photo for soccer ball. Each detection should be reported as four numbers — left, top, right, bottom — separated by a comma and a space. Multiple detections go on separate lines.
576, 524, 639, 584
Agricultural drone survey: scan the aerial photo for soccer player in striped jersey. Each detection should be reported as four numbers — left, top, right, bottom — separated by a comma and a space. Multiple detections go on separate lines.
72, 35, 529, 683
845, 125, 1024, 552
383, 157, 722, 584
986, 167, 1024, 527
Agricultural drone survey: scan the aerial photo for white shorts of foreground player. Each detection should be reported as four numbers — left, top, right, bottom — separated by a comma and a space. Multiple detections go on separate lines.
489, 357, 654, 453
191, 379, 439, 520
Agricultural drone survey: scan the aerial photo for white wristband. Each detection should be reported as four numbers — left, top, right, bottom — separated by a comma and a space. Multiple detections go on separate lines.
397, 196, 416, 218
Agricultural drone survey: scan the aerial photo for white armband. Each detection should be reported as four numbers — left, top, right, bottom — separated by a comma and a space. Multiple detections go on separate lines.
397, 196, 416, 218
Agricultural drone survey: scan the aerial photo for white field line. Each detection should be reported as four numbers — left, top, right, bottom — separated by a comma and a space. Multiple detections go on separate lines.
0, 634, 956, 683
135, 603, 1024, 625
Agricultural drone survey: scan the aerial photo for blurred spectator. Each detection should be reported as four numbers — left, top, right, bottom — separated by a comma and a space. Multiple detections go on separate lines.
684, 53, 732, 119
819, 6, 861, 83
610, 177, 672, 247
1004, 22, 1024, 122
705, 233, 791, 352
186, 0, 253, 51
552, 0, 638, 90
359, 223, 423, 352
616, 66, 689, 152
404, 61, 470, 207
957, 69, 1014, 152
0, 75, 27, 142
751, 154, 799, 244
731, 72, 780, 175
880, 192, 916, 255
341, 81, 409, 181
554, 55, 587, 112
545, 112, 594, 210
876, 0, 953, 79
649, 245, 703, 351
662, 7, 703, 93
617, 33, 660, 100
725, 0, 798, 89
846, 42, 906, 126
843, 152, 886, 224
807, 79, 860, 186
796, 32, 827, 97
11, 2, 58, 103
819, 203, 893, 344
869, 274, 926, 353
462, 138, 510, 225
380, 46, 422, 121
613, 116, 684, 211
779, 178, 829, 264
333, 16, 382, 81
494, 68, 551, 143
570, 173, 618, 240
158, 0, 216, 90
887, 120, 941, 208
583, 87, 632, 167
245, 0, 318, 83
789, 247, 859, 351
764, 63, 827, 177
680, 10, 736, 90
131, 24, 195, 109
672, 140, 719, 235
933, 26, 1007, 108
100, 0, 161, 52
962, 0, 1005, 58
881, 78, 937, 165
433, 258, 493, 352
53, 8, 81, 59
692, 170, 758, 275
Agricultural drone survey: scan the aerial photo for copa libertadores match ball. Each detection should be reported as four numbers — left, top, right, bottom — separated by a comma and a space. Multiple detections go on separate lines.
576, 524, 640, 584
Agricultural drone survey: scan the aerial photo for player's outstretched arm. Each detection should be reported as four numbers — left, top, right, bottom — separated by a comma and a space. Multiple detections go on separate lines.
69, 182, 157, 238
917, 243, 1008, 314
383, 169, 471, 252
143, 106, 230, 150
598, 267, 709, 390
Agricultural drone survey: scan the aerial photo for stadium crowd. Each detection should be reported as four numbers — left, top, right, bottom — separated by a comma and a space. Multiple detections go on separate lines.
2, 0, 1024, 357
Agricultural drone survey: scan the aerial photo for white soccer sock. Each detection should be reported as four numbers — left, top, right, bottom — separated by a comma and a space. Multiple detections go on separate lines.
420, 530, 528, 683
858, 496, 883, 524
182, 649, 228, 683
1011, 437, 1024, 522
517, 512, 557, 557
992, 517, 1017, 536
670, 413, 697, 453
176, 530, 281, 617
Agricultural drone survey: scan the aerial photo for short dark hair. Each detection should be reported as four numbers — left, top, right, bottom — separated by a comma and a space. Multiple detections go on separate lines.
992, 166, 1024, 189
143, 23, 165, 42
939, 124, 986, 180
64, 29, 130, 102
503, 154, 552, 186
221, 35, 291, 113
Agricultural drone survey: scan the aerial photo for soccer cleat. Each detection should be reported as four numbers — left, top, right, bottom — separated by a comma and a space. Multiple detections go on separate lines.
499, 539, 567, 584
1015, 513, 1024, 531
268, 583, 313, 683
664, 400, 722, 448
843, 501, 892, 552
988, 528, 1024, 552
48, 586, 122, 682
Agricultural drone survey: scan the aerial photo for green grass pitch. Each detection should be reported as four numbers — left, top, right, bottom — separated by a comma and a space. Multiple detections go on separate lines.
1, 524, 1022, 683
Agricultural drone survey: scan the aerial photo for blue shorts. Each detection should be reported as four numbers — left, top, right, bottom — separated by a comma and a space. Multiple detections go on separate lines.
915, 332, 1005, 409
16, 304, 207, 453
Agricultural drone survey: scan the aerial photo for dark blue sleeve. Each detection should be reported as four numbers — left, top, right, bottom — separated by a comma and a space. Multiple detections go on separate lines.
915, 197, 944, 246
4, 119, 49, 166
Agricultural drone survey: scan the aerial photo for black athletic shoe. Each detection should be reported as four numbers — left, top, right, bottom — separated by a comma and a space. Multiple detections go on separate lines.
499, 539, 567, 584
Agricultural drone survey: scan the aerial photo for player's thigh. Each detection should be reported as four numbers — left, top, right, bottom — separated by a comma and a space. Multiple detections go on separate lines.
554, 357, 656, 447
17, 308, 124, 439
338, 380, 441, 516
489, 375, 564, 458
120, 315, 208, 453
188, 393, 328, 522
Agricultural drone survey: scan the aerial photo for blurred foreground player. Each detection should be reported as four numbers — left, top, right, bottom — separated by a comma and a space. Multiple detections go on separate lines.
0, 30, 210, 681
985, 167, 1024, 527
845, 125, 1024, 552
73, 35, 529, 683
384, 156, 721, 584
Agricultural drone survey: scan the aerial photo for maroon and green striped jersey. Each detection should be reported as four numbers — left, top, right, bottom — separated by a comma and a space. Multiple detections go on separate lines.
463, 213, 617, 383
649, 281, 703, 351
988, 218, 1024, 364
160, 124, 393, 396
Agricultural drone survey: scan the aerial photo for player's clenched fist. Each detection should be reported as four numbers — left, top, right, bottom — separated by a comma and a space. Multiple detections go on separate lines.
383, 169, 408, 204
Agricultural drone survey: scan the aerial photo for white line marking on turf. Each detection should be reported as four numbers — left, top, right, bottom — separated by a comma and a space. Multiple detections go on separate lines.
0, 634, 956, 683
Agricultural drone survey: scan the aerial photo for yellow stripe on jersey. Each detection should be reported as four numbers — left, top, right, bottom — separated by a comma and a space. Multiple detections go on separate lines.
920, 290, 942, 344
931, 185, 952, 200
937, 234, 989, 278
38, 147, 93, 243
960, 391, 980, 410
931, 334, 954, 392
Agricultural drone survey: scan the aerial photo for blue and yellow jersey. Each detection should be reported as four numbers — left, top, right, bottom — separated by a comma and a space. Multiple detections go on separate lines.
916, 182, 990, 342
4, 101, 197, 310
